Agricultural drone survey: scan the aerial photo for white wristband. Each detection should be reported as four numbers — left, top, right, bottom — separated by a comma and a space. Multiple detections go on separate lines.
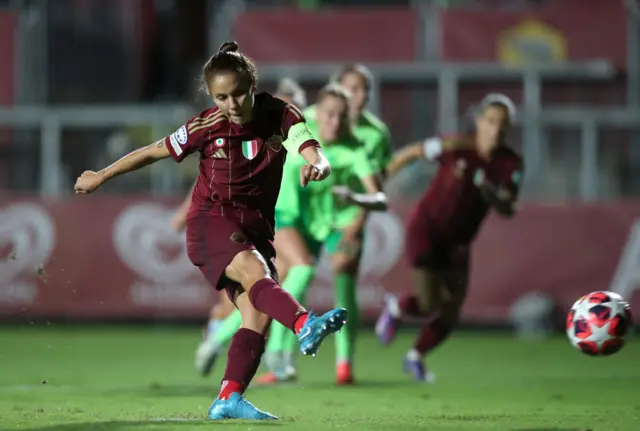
422, 137, 443, 161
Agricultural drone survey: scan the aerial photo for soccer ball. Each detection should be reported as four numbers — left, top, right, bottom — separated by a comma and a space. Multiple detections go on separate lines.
566, 291, 632, 356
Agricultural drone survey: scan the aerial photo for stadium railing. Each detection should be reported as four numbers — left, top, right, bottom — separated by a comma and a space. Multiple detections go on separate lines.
1, 60, 638, 200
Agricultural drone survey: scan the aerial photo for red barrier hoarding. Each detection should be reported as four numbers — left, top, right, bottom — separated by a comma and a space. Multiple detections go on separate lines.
1, 198, 638, 323
0, 12, 15, 106
440, 0, 627, 67
233, 8, 417, 63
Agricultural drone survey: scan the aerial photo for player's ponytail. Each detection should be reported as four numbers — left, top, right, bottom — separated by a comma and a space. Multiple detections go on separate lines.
218, 41, 239, 54
200, 41, 258, 95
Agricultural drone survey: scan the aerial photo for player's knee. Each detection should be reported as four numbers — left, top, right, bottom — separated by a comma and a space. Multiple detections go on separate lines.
231, 250, 272, 289
416, 287, 442, 314
275, 256, 290, 280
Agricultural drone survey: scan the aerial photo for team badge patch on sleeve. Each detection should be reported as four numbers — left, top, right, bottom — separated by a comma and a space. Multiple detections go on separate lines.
169, 125, 188, 156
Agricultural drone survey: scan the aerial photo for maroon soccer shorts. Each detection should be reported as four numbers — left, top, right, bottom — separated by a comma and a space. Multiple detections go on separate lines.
405, 218, 470, 271
186, 215, 277, 303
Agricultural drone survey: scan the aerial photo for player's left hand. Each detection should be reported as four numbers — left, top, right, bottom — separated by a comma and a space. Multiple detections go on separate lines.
74, 171, 104, 194
300, 164, 325, 187
332, 186, 354, 203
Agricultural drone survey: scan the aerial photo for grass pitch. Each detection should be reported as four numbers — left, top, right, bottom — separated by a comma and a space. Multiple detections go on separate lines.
0, 325, 637, 430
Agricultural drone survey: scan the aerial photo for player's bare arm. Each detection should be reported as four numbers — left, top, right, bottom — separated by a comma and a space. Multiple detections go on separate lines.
386, 136, 470, 178
74, 140, 171, 194
333, 174, 387, 211
299, 145, 331, 187
385, 142, 423, 178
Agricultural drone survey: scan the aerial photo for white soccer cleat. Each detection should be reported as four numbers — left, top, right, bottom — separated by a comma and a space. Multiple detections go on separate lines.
195, 339, 221, 376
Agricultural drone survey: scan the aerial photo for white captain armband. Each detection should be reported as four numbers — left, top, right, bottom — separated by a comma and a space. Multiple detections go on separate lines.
283, 122, 315, 158
422, 137, 443, 161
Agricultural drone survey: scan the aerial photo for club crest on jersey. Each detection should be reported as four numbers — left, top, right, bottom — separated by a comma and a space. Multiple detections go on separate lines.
266, 134, 284, 152
241, 140, 259, 160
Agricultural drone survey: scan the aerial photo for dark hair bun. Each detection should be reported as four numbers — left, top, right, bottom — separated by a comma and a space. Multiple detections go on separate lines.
218, 41, 239, 54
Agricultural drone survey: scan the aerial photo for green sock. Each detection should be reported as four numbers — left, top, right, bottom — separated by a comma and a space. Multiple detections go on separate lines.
265, 265, 316, 369
334, 272, 359, 364
212, 309, 242, 346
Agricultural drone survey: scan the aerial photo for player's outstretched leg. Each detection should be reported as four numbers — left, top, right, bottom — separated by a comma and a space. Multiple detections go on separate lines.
255, 264, 315, 385
232, 250, 347, 357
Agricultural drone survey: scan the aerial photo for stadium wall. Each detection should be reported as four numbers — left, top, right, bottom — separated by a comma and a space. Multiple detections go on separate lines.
0, 197, 638, 325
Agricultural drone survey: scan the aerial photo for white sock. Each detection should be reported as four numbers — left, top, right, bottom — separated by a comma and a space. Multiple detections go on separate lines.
206, 319, 222, 339
406, 348, 421, 361
263, 351, 283, 372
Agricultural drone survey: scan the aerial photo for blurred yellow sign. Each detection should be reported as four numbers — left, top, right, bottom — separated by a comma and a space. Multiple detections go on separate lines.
498, 19, 567, 66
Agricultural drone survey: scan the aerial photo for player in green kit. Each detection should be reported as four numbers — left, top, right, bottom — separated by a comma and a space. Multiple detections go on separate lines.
300, 64, 393, 384
191, 83, 388, 381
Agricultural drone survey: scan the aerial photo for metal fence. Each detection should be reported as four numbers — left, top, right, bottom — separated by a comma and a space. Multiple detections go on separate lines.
2, 61, 639, 201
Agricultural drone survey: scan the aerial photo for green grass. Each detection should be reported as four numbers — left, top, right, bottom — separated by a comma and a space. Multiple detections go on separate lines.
0, 326, 637, 430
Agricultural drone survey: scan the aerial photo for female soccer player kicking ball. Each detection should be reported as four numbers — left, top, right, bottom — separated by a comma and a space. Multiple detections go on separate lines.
170, 77, 309, 377
192, 83, 388, 384
75, 41, 347, 421
375, 94, 524, 383
304, 64, 393, 383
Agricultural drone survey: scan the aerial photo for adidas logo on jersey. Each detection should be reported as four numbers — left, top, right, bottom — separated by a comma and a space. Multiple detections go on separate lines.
210, 148, 228, 159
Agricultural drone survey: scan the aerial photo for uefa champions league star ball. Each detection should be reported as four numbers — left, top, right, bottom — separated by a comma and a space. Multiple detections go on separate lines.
566, 291, 632, 356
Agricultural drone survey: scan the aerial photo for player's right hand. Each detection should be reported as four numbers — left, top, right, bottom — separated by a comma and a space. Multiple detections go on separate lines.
74, 171, 104, 194
300, 164, 325, 187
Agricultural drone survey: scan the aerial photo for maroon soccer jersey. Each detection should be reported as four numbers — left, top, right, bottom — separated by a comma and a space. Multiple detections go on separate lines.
163, 92, 318, 239
413, 135, 523, 244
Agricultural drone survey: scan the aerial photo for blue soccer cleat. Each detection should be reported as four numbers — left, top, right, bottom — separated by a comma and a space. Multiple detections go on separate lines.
207, 392, 278, 420
298, 308, 348, 357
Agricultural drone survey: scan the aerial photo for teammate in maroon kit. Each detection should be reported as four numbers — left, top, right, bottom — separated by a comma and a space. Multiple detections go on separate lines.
375, 94, 523, 382
74, 41, 347, 420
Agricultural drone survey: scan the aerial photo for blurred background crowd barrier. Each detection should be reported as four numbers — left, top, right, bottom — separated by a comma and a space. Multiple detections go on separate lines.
0, 0, 639, 324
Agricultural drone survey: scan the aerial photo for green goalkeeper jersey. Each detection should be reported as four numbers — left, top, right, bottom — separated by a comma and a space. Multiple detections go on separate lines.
304, 105, 392, 228
275, 134, 374, 242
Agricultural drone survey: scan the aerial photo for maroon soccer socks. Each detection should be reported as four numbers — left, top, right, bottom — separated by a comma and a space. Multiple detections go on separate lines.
399, 294, 424, 316
413, 317, 452, 355
399, 293, 453, 356
219, 328, 265, 399
248, 278, 309, 332
218, 278, 311, 400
